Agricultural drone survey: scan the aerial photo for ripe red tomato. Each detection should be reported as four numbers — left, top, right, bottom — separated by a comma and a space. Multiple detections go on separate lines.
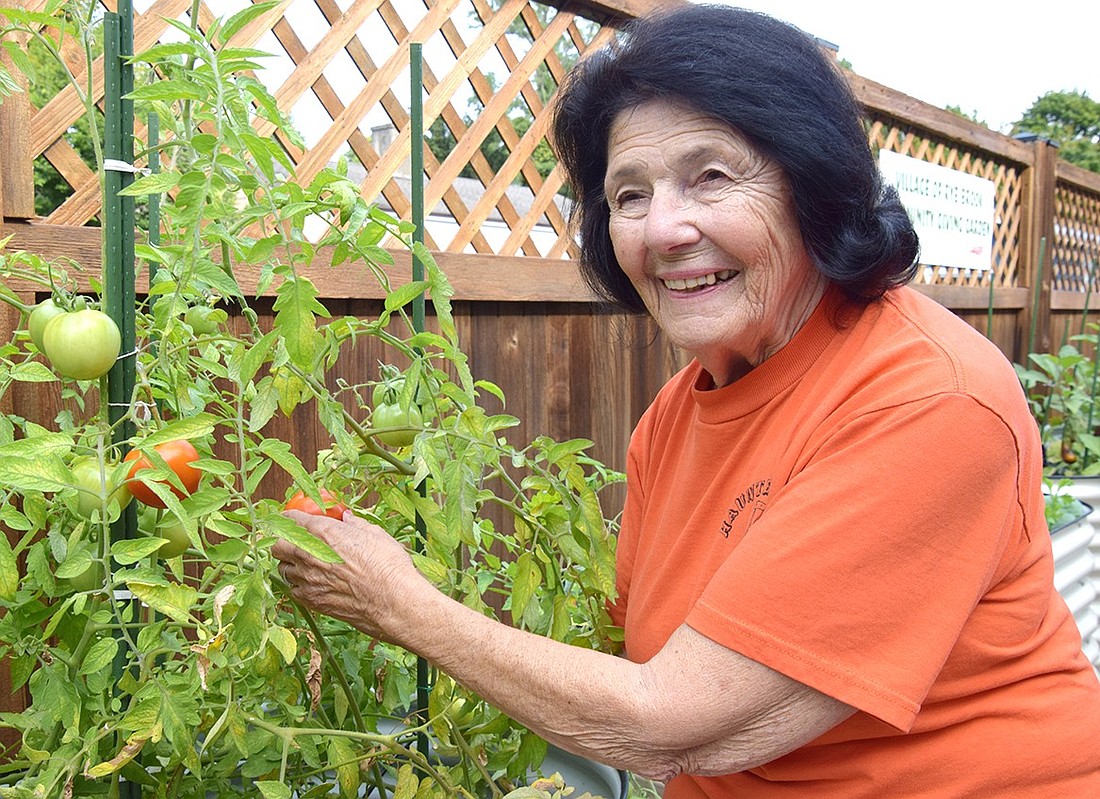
284, 488, 348, 520
124, 439, 202, 508
42, 308, 121, 381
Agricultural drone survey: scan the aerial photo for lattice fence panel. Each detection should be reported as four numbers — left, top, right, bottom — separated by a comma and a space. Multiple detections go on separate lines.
1052, 181, 1100, 293
867, 113, 1023, 290
21, 0, 618, 259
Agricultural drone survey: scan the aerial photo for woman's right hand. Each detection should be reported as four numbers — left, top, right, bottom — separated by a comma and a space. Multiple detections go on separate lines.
272, 510, 430, 643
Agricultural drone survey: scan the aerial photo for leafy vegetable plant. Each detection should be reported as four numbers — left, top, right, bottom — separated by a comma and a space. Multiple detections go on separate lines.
0, 5, 622, 798
1015, 333, 1100, 476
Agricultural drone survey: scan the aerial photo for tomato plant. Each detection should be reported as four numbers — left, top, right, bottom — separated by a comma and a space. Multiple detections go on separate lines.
123, 439, 201, 508
0, 8, 623, 799
284, 488, 348, 519
41, 307, 121, 380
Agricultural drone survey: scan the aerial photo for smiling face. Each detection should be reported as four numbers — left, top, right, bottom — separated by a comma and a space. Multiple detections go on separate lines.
604, 99, 828, 386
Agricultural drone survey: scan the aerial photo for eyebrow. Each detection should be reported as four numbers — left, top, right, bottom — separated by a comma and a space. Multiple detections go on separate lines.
605, 142, 738, 186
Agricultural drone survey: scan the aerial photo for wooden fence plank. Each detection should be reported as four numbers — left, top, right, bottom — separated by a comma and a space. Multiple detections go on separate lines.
0, 19, 32, 219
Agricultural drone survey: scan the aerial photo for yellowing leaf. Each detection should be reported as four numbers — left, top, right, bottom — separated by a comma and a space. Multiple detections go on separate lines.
510, 552, 541, 623
0, 531, 18, 601
127, 580, 197, 624
267, 625, 297, 664
392, 763, 419, 799
256, 781, 292, 799
84, 736, 146, 778
327, 737, 360, 799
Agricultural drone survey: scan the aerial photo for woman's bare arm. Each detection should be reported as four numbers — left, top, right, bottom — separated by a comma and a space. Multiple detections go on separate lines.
274, 512, 855, 780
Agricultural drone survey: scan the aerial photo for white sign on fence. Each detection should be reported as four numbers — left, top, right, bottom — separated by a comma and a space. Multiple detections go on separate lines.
878, 149, 996, 271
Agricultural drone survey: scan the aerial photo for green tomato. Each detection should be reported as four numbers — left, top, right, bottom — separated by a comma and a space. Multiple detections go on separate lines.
70, 456, 132, 520
27, 298, 66, 351
135, 507, 189, 559
42, 309, 121, 380
136, 505, 160, 534
184, 305, 226, 335
373, 401, 424, 447
152, 520, 190, 559
63, 559, 103, 593
372, 373, 430, 408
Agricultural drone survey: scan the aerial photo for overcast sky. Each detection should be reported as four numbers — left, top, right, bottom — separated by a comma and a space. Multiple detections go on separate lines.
726, 0, 1098, 133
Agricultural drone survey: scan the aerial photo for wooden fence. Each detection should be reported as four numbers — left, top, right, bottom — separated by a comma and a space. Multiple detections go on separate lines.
1, 0, 1099, 480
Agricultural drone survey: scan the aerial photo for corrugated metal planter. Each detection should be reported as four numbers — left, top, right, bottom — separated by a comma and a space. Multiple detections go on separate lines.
1048, 479, 1100, 671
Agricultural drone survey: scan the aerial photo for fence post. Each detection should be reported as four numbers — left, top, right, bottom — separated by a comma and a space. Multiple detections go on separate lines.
0, 22, 34, 220
1015, 133, 1059, 359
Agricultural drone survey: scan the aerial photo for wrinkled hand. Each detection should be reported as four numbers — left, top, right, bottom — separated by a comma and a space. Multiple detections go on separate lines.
272, 510, 429, 642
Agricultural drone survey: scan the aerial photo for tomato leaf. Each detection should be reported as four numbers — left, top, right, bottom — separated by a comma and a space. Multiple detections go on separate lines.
509, 553, 541, 624
229, 575, 265, 658
9, 361, 58, 383
263, 515, 342, 564
55, 548, 93, 580
0, 454, 72, 493
138, 415, 217, 449
273, 276, 327, 371
230, 331, 278, 387
216, 1, 280, 47
119, 688, 162, 733
116, 170, 180, 197
328, 736, 360, 799
126, 580, 197, 624
0, 531, 19, 601
382, 280, 429, 314
256, 782, 291, 799
0, 432, 71, 459
111, 538, 168, 565
267, 625, 297, 664
257, 438, 312, 488
78, 637, 119, 676
127, 79, 204, 102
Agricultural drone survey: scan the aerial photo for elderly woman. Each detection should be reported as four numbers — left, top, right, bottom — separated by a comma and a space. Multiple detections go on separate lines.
274, 5, 1100, 795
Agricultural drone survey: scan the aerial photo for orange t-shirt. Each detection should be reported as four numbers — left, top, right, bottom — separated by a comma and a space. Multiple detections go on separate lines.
612, 286, 1100, 797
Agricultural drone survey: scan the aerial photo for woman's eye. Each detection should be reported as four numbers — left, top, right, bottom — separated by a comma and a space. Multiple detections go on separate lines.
612, 191, 645, 209
700, 169, 728, 184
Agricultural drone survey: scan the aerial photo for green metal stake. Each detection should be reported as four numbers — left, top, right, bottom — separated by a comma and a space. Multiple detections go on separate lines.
104, 6, 139, 797
409, 41, 430, 760
1027, 236, 1047, 357
985, 266, 996, 339
1081, 260, 1096, 338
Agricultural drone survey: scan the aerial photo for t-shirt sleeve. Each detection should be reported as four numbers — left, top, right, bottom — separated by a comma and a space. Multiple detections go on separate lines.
686, 393, 1027, 731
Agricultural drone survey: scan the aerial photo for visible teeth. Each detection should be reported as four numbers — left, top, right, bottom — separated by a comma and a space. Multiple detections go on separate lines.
663, 270, 735, 291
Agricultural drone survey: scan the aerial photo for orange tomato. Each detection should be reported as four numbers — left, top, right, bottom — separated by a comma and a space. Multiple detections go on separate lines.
124, 439, 202, 508
284, 488, 348, 520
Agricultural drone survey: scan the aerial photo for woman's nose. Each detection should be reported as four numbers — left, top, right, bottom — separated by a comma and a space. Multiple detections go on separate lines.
643, 188, 701, 253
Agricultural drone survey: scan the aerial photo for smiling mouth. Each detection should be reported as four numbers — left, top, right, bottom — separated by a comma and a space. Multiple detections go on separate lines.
661, 269, 737, 292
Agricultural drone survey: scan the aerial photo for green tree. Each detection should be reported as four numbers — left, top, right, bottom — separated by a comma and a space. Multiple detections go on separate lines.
945, 104, 987, 127
1012, 90, 1100, 174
